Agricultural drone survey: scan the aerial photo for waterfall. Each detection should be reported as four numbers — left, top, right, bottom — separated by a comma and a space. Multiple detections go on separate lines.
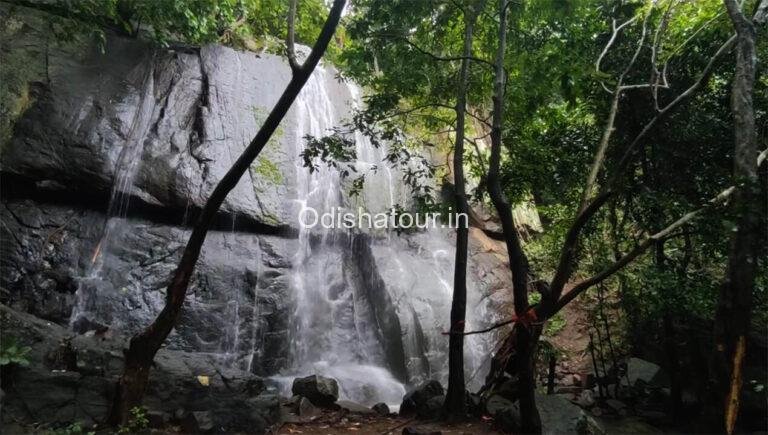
69, 64, 156, 332
60, 50, 496, 406
275, 65, 493, 406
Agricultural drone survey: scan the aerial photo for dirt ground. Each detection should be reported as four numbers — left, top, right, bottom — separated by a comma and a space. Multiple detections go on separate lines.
277, 411, 501, 435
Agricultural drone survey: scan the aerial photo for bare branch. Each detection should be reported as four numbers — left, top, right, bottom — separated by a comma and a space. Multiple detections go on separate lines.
582, 6, 652, 211
287, 0, 300, 72
608, 34, 737, 185
596, 16, 639, 80
650, 0, 676, 110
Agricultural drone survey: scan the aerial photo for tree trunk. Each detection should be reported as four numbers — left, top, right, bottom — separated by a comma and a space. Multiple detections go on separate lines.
108, 0, 346, 425
655, 242, 682, 420
484, 0, 541, 431
444, 1, 481, 419
712, 1, 762, 433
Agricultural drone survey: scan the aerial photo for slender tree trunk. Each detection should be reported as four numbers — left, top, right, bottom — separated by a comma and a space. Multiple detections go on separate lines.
654, 242, 682, 419
107, 0, 346, 425
484, 0, 541, 431
444, 1, 481, 419
712, 1, 762, 433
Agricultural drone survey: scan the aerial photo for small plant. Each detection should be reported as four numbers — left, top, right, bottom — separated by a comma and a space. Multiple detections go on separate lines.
52, 422, 95, 435
0, 336, 31, 367
117, 406, 149, 434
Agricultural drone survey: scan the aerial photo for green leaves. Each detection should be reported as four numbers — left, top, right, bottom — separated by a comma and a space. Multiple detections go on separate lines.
0, 336, 31, 367
56, 0, 340, 57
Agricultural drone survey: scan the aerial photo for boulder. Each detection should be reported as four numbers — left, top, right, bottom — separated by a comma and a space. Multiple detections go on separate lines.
419, 395, 445, 419
194, 411, 215, 433
537, 394, 588, 434
399, 380, 444, 417
486, 395, 520, 432
372, 402, 390, 415
624, 358, 669, 387
291, 374, 339, 407
337, 400, 374, 414
297, 397, 321, 418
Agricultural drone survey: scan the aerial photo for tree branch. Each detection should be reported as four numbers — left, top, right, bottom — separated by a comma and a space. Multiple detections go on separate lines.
554, 147, 768, 314
370, 32, 495, 69
286, 0, 301, 72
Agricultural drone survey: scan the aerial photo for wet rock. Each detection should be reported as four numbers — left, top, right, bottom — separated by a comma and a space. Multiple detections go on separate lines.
0, 304, 280, 433
399, 380, 444, 417
337, 400, 374, 414
292, 374, 339, 407
0, 199, 296, 375
419, 395, 445, 419
297, 397, 321, 418
372, 402, 390, 415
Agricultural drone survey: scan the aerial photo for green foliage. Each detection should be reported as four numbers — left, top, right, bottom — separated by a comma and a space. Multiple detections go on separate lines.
52, 422, 95, 435
28, 0, 343, 59
339, 0, 768, 357
117, 406, 149, 434
0, 336, 31, 367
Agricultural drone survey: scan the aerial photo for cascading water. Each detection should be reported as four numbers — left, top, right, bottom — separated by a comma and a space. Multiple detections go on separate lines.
61, 50, 497, 405
275, 65, 494, 406
69, 64, 156, 332
275, 67, 407, 406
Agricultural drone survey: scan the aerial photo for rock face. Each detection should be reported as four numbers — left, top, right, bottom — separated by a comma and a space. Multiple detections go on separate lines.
0, 304, 280, 433
0, 2, 517, 422
291, 375, 339, 407
0, 199, 296, 374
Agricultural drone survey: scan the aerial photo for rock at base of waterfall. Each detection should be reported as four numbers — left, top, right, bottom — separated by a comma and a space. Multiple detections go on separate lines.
399, 380, 444, 418
291, 374, 339, 407
0, 304, 280, 433
297, 397, 321, 417
420, 395, 445, 419
372, 402, 390, 415
466, 392, 483, 417
486, 394, 589, 434
337, 400, 375, 414
485, 394, 520, 432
